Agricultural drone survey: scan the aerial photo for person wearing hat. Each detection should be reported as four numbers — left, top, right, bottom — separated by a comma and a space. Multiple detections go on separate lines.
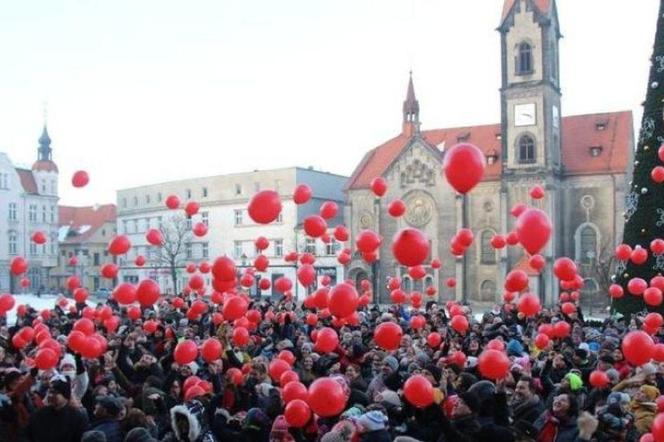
357, 409, 390, 442
509, 376, 544, 426
432, 390, 482, 442
367, 356, 399, 401
26, 376, 89, 442
90, 396, 124, 442
629, 384, 660, 435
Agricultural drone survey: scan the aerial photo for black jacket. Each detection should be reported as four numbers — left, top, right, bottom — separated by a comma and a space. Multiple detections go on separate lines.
26, 405, 89, 442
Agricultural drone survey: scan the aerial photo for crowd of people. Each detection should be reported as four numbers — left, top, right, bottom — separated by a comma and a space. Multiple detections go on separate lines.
0, 288, 661, 442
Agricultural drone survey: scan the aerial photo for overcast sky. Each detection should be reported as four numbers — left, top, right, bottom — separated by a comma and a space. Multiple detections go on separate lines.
0, 0, 658, 206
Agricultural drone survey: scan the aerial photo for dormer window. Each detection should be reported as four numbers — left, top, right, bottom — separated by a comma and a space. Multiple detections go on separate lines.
456, 132, 470, 143
595, 120, 608, 131
589, 146, 603, 157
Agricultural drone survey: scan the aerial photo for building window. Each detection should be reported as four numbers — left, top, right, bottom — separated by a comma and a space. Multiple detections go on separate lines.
276, 212, 283, 223
202, 187, 208, 198
234, 241, 243, 259
202, 242, 209, 258
185, 189, 191, 199
480, 230, 496, 264
93, 253, 100, 266
8, 203, 17, 221
29, 205, 37, 222
133, 196, 138, 206
305, 238, 316, 255
0, 173, 8, 189
146, 194, 151, 204
41, 180, 46, 193
403, 275, 413, 293
517, 42, 532, 75
326, 239, 337, 256
201, 211, 209, 226
234, 209, 243, 226
8, 231, 17, 254
577, 224, 598, 262
157, 192, 162, 202
274, 239, 283, 257
480, 280, 497, 302
50, 205, 55, 222
518, 135, 536, 164
132, 219, 138, 233
42, 206, 47, 222
122, 198, 127, 208
30, 242, 37, 255
122, 220, 128, 234
185, 242, 192, 259
235, 184, 242, 195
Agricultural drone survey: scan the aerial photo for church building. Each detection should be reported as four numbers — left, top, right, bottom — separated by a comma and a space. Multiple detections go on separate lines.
344, 0, 634, 307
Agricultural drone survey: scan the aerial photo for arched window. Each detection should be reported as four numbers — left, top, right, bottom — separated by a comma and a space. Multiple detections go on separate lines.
517, 42, 532, 74
480, 230, 496, 264
8, 231, 17, 255
403, 276, 413, 293
518, 135, 536, 164
579, 225, 598, 262
480, 280, 497, 302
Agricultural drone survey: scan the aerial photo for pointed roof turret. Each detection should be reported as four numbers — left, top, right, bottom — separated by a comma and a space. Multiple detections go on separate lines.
32, 123, 58, 173
402, 72, 420, 137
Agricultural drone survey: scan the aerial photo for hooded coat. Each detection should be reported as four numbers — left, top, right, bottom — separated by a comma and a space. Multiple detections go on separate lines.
167, 400, 217, 442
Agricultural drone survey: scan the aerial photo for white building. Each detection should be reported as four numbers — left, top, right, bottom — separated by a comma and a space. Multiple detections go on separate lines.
0, 126, 60, 293
116, 167, 347, 300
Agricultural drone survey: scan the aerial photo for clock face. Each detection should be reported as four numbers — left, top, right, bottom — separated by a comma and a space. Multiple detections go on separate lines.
514, 103, 536, 126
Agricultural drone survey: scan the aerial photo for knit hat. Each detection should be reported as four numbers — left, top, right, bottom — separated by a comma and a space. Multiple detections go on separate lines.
379, 389, 402, 408
124, 427, 157, 442
81, 431, 107, 442
506, 339, 524, 357
605, 368, 620, 384
640, 385, 660, 402
357, 410, 388, 432
50, 376, 71, 400
270, 415, 294, 441
383, 356, 399, 372
341, 405, 365, 419
321, 431, 345, 442
59, 353, 76, 370
607, 392, 630, 408
458, 391, 481, 414
639, 363, 658, 377
96, 396, 123, 417
564, 372, 583, 392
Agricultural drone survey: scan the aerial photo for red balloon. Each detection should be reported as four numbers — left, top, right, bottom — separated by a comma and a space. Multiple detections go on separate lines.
255, 236, 270, 251
136, 279, 160, 306
333, 225, 350, 242
505, 270, 529, 292
35, 348, 58, 370
174, 340, 198, 365
645, 287, 664, 306
615, 244, 633, 260
529, 185, 545, 199
408, 265, 426, 280
553, 321, 571, 339
143, 320, 158, 334
71, 170, 89, 188
491, 234, 506, 249
553, 258, 577, 281
285, 399, 311, 428
328, 283, 359, 318
73, 318, 95, 336
356, 230, 381, 254
0, 293, 16, 313
283, 381, 308, 403
31, 231, 47, 245
651, 239, 664, 255
297, 264, 316, 287
516, 208, 552, 255
201, 338, 222, 362
589, 370, 610, 388
127, 306, 141, 321
511, 203, 527, 218
223, 296, 248, 321
529, 254, 545, 272
622, 331, 655, 366
652, 166, 664, 184
650, 412, 664, 442
145, 228, 163, 246
631, 246, 649, 265
653, 344, 664, 363
446, 277, 457, 288
293, 184, 312, 204
320, 201, 338, 220
388, 199, 406, 217
534, 333, 550, 350
100, 263, 119, 279
212, 256, 237, 281
370, 177, 388, 197
403, 375, 434, 408
269, 359, 291, 382
410, 315, 426, 330
314, 327, 339, 353
185, 201, 200, 217
478, 349, 510, 380
165, 194, 180, 209
303, 215, 327, 238
609, 284, 624, 299
646, 313, 664, 329
10, 257, 28, 275
308, 377, 347, 417
374, 322, 402, 351
192, 222, 208, 237
108, 235, 131, 256
226, 368, 244, 386
248, 190, 282, 224
427, 332, 442, 348
450, 315, 469, 334
113, 283, 137, 304
628, 277, 648, 296
561, 302, 577, 315
67, 330, 86, 353
232, 327, 250, 346
278, 350, 296, 367
392, 228, 430, 267
442, 143, 485, 194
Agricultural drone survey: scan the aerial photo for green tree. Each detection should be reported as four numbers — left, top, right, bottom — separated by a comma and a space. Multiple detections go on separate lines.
613, 0, 664, 316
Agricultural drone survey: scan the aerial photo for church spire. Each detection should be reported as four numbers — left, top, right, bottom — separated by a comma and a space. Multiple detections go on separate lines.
38, 124, 52, 161
402, 71, 420, 137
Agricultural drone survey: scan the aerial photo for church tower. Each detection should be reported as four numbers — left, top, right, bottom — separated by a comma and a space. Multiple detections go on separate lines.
499, 0, 562, 173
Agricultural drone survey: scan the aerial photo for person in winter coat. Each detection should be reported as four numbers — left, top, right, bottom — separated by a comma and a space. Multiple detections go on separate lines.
436, 391, 482, 442
509, 376, 545, 425
89, 396, 124, 442
25, 376, 89, 442
357, 410, 391, 442
0, 367, 36, 442
533, 393, 580, 442
628, 384, 660, 436
59, 353, 89, 402
165, 399, 217, 442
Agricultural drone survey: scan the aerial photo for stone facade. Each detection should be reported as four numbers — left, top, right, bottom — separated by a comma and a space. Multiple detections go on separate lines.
345, 0, 633, 309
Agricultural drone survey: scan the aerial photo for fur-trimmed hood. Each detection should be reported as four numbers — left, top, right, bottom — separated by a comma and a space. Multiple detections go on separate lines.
170, 400, 214, 442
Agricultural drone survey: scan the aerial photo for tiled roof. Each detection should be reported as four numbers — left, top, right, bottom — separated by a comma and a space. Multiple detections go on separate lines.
32, 160, 58, 173
501, 0, 551, 22
59, 204, 117, 244
345, 111, 633, 190
15, 168, 38, 194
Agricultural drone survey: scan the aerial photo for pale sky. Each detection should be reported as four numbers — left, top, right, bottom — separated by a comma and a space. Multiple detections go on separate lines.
0, 1, 658, 206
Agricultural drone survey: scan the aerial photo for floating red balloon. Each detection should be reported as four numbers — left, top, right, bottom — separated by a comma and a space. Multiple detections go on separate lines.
478, 349, 510, 380
505, 270, 529, 292
442, 143, 485, 194
374, 322, 402, 351
248, 190, 282, 224
370, 177, 388, 197
314, 327, 339, 353
328, 283, 359, 318
516, 208, 552, 255
615, 244, 632, 261
628, 277, 648, 296
35, 348, 58, 370
307, 377, 347, 417
174, 339, 198, 365
293, 184, 312, 204
31, 231, 47, 245
285, 399, 311, 428
553, 257, 577, 281
388, 199, 406, 217
283, 381, 308, 403
589, 370, 610, 388
529, 185, 545, 199
392, 228, 430, 267
201, 338, 222, 362
108, 235, 131, 256
534, 333, 550, 350
320, 201, 338, 220
137, 279, 160, 306
403, 375, 434, 408
622, 331, 654, 366
303, 215, 327, 238
10, 257, 28, 275
0, 293, 16, 313
71, 170, 89, 188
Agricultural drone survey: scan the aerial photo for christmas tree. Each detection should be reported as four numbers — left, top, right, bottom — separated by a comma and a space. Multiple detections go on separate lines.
613, 0, 664, 316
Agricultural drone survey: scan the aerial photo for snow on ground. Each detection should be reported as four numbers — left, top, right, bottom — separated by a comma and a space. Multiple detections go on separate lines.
4, 293, 69, 325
